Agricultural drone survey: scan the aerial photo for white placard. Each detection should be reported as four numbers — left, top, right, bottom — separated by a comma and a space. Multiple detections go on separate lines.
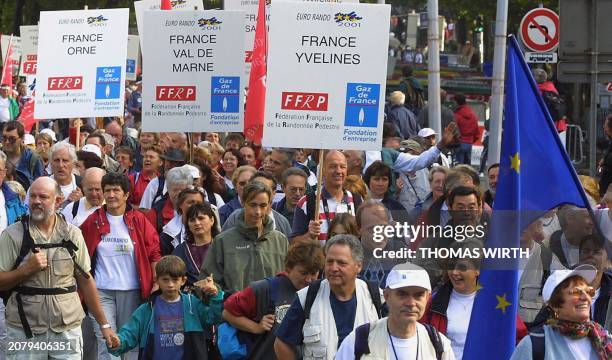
263, 2, 390, 150
19, 26, 38, 76
1, 35, 21, 73
225, 0, 358, 78
126, 35, 140, 81
135, 0, 204, 53
34, 9, 129, 119
142, 10, 245, 132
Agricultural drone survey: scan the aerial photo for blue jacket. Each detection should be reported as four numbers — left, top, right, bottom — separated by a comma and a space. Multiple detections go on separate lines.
219, 197, 241, 225
15, 148, 44, 188
2, 182, 26, 224
110, 291, 224, 360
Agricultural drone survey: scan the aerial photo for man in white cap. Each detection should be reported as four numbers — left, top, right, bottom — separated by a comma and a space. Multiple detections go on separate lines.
418, 128, 451, 167
336, 263, 455, 360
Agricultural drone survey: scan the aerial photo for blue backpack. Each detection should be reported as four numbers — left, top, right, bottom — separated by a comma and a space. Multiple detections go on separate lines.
216, 278, 279, 360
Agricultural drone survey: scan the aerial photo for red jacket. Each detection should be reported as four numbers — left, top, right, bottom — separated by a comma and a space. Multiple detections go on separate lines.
454, 104, 480, 144
420, 283, 528, 344
80, 206, 161, 300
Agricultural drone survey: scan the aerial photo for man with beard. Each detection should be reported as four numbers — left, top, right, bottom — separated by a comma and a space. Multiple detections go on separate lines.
0, 177, 117, 358
415, 186, 488, 288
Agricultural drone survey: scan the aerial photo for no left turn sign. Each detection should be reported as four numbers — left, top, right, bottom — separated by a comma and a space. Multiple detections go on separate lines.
520, 8, 559, 53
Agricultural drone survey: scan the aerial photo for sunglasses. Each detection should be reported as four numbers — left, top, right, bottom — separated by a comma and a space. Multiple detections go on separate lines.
2, 136, 18, 143
568, 286, 596, 298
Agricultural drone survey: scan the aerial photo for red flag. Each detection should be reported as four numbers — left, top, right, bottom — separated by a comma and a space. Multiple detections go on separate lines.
244, 0, 267, 144
161, 0, 172, 10
19, 98, 36, 132
1, 35, 14, 90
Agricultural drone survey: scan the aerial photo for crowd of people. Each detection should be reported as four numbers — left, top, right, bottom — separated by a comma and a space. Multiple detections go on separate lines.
0, 71, 609, 360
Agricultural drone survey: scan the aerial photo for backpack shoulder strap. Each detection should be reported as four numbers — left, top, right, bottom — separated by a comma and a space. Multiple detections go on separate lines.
540, 246, 553, 293
365, 281, 382, 318
14, 217, 34, 270
306, 193, 316, 221
28, 152, 38, 176
353, 322, 371, 359
250, 278, 272, 321
423, 324, 444, 360
530, 330, 546, 360
303, 279, 322, 319
71, 200, 80, 218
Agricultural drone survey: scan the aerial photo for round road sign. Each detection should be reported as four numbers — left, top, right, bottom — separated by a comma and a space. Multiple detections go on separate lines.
519, 8, 559, 53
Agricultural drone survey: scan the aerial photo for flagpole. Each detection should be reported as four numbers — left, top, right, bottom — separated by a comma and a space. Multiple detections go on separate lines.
487, 0, 509, 166
427, 0, 441, 139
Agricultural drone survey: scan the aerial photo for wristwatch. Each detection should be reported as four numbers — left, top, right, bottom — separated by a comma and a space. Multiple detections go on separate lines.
100, 324, 112, 329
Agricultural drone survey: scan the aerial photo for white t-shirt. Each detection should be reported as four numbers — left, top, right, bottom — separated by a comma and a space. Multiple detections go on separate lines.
61, 198, 101, 227
565, 336, 593, 359
0, 190, 7, 232
336, 329, 418, 360
0, 98, 11, 122
139, 176, 167, 209
94, 213, 140, 290
446, 290, 476, 360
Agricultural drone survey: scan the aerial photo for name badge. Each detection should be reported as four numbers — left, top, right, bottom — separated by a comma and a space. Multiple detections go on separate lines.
336, 204, 349, 214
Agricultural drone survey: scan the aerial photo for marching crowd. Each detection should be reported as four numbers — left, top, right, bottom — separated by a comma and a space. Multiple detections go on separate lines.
0, 71, 609, 360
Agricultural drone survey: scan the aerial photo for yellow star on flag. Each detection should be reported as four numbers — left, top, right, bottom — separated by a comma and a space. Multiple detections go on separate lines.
510, 153, 521, 173
495, 294, 511, 314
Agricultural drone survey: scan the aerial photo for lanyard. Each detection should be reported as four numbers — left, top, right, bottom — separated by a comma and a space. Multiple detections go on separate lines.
388, 323, 419, 360
321, 191, 351, 228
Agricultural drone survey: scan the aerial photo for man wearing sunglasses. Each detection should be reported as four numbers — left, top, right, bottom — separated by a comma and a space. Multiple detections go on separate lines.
2, 121, 44, 189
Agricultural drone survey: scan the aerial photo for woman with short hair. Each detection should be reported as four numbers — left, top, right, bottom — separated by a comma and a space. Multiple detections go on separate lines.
510, 264, 611, 359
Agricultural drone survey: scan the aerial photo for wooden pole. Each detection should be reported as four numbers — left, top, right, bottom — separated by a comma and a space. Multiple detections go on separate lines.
75, 119, 81, 149
313, 149, 325, 221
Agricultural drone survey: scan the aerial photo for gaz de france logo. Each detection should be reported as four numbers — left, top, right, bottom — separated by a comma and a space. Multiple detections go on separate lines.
334, 11, 362, 24
198, 17, 222, 27
87, 15, 108, 25
344, 83, 380, 128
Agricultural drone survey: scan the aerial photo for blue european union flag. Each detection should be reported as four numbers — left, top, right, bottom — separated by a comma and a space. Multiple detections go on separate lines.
462, 36, 591, 360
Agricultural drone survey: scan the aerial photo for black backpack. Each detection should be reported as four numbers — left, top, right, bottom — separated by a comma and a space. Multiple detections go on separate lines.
353, 321, 444, 359
529, 326, 546, 360
541, 90, 565, 121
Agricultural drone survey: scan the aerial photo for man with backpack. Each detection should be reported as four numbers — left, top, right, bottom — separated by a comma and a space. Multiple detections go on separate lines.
533, 68, 567, 133
274, 235, 383, 360
0, 177, 116, 358
397, 65, 425, 116
336, 263, 455, 359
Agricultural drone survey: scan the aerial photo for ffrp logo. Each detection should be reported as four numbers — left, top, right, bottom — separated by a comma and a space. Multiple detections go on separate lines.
48, 76, 83, 90
281, 92, 328, 111
156, 86, 196, 101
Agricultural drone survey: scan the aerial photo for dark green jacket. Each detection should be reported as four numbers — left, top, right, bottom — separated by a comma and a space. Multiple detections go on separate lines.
201, 210, 288, 295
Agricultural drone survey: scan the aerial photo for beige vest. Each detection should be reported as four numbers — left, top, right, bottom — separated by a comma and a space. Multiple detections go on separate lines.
297, 279, 380, 360
5, 219, 85, 334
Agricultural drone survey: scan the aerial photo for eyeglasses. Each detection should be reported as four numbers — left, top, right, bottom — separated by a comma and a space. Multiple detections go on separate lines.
2, 136, 18, 143
568, 286, 596, 298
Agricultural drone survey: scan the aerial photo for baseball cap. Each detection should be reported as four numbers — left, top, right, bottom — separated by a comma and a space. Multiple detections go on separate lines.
542, 264, 597, 302
400, 139, 423, 154
182, 164, 201, 179
385, 263, 431, 291
24, 134, 35, 145
418, 128, 436, 138
40, 128, 57, 142
80, 144, 102, 159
